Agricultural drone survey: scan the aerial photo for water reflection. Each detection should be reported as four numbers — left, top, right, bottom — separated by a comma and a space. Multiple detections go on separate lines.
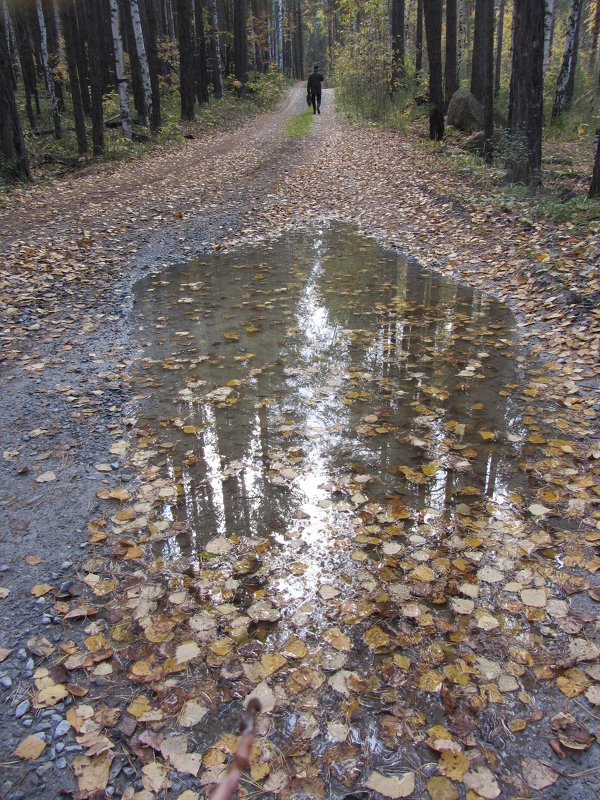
130, 224, 527, 608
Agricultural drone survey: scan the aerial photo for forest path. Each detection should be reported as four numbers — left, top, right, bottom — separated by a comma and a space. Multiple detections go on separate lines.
0, 82, 599, 800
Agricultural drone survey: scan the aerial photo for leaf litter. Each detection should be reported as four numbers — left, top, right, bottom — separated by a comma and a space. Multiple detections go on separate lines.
0, 89, 599, 799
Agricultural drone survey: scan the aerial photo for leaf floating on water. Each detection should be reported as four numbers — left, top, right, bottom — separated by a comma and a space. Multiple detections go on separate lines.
364, 770, 415, 798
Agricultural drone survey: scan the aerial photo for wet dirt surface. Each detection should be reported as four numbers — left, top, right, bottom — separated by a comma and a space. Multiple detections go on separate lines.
0, 88, 598, 800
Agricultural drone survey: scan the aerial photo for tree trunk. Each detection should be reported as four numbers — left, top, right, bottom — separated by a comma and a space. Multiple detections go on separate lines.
42, 0, 64, 111
423, 0, 444, 139
194, 0, 209, 103
85, 0, 104, 154
444, 0, 457, 106
590, 0, 600, 68
416, 0, 423, 74
233, 0, 247, 84
12, 5, 39, 130
57, 0, 87, 152
74, 0, 91, 115
481, 0, 493, 160
0, 10, 30, 181
176, 0, 195, 118
508, 0, 544, 183
130, 0, 153, 122
248, 0, 256, 70
551, 0, 582, 121
543, 0, 554, 75
109, 0, 132, 138
470, 0, 488, 103
208, 0, 222, 96
296, 0, 302, 77
122, 0, 146, 122
36, 0, 61, 137
589, 128, 600, 197
142, 0, 161, 130
493, 0, 504, 98
391, 0, 405, 90
277, 0, 283, 70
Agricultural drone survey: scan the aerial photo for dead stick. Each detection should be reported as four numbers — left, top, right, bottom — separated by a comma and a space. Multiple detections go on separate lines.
210, 698, 262, 800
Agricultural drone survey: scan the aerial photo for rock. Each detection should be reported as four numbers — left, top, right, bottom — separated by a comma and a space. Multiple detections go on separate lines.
56, 757, 67, 770
15, 699, 30, 718
54, 720, 70, 738
0, 675, 13, 688
447, 89, 484, 132
460, 130, 504, 156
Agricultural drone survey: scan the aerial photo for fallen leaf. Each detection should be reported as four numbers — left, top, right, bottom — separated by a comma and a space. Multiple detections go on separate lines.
14, 735, 46, 760
365, 770, 415, 798
521, 758, 559, 790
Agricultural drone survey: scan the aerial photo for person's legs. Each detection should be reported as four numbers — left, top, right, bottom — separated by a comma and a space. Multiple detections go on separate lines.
317, 94, 321, 114
311, 93, 316, 114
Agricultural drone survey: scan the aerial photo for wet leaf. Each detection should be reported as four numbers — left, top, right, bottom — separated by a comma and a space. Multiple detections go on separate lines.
364, 771, 415, 798
521, 758, 559, 790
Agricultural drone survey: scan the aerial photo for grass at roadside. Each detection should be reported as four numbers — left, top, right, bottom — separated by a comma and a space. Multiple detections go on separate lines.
285, 110, 314, 137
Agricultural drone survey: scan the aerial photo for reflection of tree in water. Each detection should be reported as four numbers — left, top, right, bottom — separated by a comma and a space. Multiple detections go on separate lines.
130, 223, 526, 567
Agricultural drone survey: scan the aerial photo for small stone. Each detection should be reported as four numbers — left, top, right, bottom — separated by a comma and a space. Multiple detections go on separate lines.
60, 561, 72, 570
55, 741, 65, 753
54, 720, 70, 738
41, 616, 52, 625
55, 757, 67, 770
15, 699, 30, 718
0, 676, 12, 688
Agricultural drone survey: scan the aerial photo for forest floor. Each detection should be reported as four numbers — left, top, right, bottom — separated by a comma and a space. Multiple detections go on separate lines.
0, 83, 599, 800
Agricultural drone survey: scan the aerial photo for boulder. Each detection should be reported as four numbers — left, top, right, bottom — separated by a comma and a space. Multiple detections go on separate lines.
447, 89, 484, 132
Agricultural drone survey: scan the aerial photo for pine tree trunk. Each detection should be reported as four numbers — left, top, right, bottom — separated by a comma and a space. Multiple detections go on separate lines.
142, 0, 161, 130
508, 0, 544, 184
277, 0, 283, 70
423, 0, 444, 139
208, 0, 223, 96
248, 0, 256, 70
551, 0, 582, 121
481, 0, 493, 160
99, 0, 114, 91
176, 0, 195, 118
36, 0, 61, 137
234, 0, 247, 83
494, 0, 504, 98
74, 0, 91, 115
416, 0, 423, 73
405, 0, 413, 49
589, 128, 600, 196
444, 0, 457, 106
391, 0, 405, 90
543, 0, 554, 75
194, 0, 209, 102
130, 0, 153, 122
109, 0, 132, 138
12, 6, 39, 130
85, 0, 104, 154
457, 0, 463, 80
0, 10, 30, 181
57, 0, 87, 152
470, 0, 487, 103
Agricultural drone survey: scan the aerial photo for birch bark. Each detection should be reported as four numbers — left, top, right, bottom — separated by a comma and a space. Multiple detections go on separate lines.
129, 0, 153, 122
551, 0, 582, 120
109, 0, 132, 138
36, 0, 61, 137
543, 0, 554, 74
209, 0, 223, 96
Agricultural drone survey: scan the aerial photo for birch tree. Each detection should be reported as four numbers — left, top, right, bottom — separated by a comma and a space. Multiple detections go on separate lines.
590, 128, 600, 197
209, 0, 223, 97
36, 0, 61, 137
543, 0, 554, 75
551, 0, 583, 121
109, 0, 132, 139
129, 0, 153, 123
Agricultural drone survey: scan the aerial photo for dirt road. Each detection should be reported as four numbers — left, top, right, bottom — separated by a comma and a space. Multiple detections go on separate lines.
1, 83, 598, 800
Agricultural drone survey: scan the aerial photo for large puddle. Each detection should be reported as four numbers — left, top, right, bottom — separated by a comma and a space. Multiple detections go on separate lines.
121, 223, 593, 795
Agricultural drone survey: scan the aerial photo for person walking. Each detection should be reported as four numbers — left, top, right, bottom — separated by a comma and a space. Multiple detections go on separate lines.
307, 64, 324, 115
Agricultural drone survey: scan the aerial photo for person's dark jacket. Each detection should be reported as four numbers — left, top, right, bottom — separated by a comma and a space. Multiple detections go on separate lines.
307, 70, 324, 96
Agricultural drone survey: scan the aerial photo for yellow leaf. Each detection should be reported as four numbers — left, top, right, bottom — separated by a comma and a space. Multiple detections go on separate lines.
438, 750, 470, 781
261, 652, 287, 675
128, 695, 151, 718
15, 735, 46, 760
363, 625, 390, 648
31, 583, 53, 597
